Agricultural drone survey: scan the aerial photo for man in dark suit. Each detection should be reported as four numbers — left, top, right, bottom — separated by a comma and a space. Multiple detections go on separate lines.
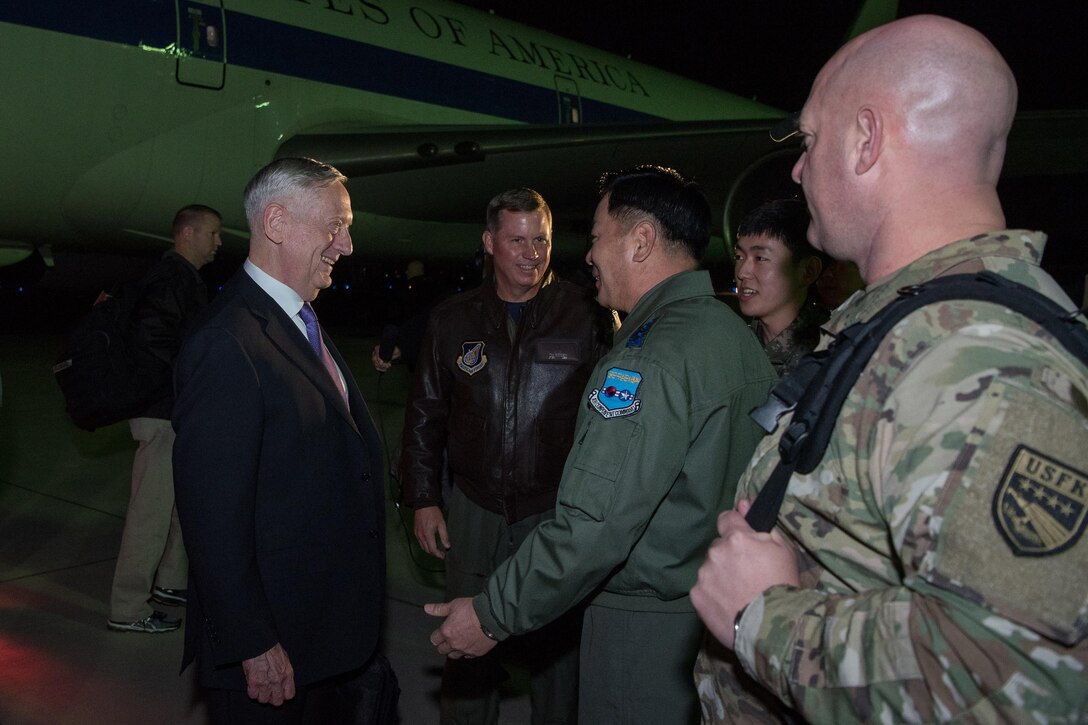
173, 157, 388, 723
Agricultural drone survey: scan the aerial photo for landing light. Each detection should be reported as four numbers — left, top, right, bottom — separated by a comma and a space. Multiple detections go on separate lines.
138, 42, 178, 57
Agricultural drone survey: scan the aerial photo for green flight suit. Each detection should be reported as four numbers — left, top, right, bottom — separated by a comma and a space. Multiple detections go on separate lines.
473, 270, 776, 724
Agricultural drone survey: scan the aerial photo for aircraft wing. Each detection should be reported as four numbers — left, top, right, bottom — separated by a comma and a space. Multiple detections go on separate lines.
277, 109, 1087, 259
276, 119, 798, 257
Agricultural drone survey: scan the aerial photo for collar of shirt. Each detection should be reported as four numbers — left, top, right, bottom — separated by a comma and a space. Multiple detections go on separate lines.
618, 269, 713, 345
825, 230, 1049, 337
244, 258, 308, 338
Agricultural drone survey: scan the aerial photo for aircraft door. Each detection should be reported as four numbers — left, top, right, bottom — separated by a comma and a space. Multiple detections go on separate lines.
555, 77, 583, 124
176, 0, 225, 89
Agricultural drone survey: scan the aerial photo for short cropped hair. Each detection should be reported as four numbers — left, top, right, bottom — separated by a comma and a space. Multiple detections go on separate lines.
598, 165, 711, 262
243, 157, 347, 230
172, 204, 221, 236
736, 199, 821, 262
485, 188, 552, 235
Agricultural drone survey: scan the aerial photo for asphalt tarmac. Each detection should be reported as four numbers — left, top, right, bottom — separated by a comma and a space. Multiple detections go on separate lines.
0, 331, 531, 724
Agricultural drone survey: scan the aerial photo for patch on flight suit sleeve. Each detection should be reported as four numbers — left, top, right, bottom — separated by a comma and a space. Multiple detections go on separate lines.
588, 367, 642, 419
992, 444, 1088, 557
457, 341, 487, 375
626, 318, 656, 348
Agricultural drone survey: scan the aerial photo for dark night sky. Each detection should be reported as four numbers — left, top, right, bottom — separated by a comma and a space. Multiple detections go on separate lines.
456, 0, 1088, 113
454, 0, 1088, 301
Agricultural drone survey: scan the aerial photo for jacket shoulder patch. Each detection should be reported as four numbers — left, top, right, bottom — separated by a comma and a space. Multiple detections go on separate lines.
993, 444, 1088, 557
626, 318, 657, 348
589, 367, 642, 419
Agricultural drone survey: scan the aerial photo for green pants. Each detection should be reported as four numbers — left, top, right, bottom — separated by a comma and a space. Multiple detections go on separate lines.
578, 604, 704, 725
441, 484, 580, 725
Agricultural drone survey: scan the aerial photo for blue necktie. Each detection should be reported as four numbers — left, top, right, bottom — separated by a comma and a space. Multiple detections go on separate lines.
298, 302, 323, 356
298, 303, 348, 405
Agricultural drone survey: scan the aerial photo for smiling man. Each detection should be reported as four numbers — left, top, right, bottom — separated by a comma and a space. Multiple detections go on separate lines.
173, 157, 391, 723
691, 15, 1088, 724
426, 167, 774, 724
733, 198, 827, 376
400, 187, 613, 724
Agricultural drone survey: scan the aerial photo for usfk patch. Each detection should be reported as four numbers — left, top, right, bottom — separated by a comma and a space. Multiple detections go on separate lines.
992, 445, 1088, 557
589, 367, 642, 419
456, 341, 487, 375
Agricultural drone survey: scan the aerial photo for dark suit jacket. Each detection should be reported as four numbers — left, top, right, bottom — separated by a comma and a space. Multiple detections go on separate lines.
173, 269, 386, 690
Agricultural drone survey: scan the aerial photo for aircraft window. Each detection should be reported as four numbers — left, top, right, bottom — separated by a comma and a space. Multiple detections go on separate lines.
555, 76, 583, 125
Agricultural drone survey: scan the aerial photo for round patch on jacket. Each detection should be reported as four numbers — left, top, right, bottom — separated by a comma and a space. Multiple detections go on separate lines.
992, 444, 1088, 557
457, 341, 487, 375
589, 367, 642, 419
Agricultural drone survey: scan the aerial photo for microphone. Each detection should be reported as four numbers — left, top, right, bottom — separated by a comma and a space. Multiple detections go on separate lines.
378, 324, 399, 363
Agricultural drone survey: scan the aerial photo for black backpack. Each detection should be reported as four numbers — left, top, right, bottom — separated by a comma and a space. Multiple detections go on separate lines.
52, 280, 153, 431
746, 271, 1088, 532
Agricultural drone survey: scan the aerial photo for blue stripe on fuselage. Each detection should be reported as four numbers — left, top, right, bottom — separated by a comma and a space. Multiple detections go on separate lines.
1, 3, 661, 124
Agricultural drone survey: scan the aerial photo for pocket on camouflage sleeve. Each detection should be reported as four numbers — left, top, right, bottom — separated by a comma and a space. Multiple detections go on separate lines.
922, 380, 1088, 646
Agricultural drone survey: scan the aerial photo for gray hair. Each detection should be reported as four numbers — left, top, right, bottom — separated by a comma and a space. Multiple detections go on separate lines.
243, 157, 347, 230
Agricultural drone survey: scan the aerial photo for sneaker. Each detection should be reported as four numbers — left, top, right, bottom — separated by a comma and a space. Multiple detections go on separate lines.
107, 610, 182, 633
150, 586, 188, 607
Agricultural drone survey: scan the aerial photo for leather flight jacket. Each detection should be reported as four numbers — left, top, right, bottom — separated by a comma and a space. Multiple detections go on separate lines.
133, 250, 208, 419
400, 271, 612, 523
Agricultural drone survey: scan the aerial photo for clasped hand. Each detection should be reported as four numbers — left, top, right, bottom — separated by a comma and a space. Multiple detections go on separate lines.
425, 597, 498, 659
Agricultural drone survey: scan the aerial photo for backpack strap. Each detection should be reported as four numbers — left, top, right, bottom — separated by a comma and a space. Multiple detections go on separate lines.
746, 271, 1088, 533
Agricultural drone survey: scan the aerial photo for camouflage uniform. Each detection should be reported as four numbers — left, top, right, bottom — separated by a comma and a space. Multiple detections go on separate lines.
695, 231, 1088, 723
751, 300, 829, 378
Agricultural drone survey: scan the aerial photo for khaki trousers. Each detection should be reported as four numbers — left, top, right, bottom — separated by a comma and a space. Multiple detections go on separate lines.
108, 417, 187, 621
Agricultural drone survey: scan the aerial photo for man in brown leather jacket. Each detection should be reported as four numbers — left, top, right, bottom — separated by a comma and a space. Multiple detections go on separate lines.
400, 187, 612, 724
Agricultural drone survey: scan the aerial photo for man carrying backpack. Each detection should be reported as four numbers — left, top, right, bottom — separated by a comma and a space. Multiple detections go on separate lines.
107, 204, 222, 633
691, 15, 1088, 723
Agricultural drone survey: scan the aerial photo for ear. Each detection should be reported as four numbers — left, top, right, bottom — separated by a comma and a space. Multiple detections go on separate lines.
481, 230, 494, 256
264, 203, 287, 245
630, 219, 657, 263
801, 255, 823, 287
855, 106, 883, 175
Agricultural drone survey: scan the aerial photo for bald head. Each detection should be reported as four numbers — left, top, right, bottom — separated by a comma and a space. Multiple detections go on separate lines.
794, 15, 1016, 280
827, 15, 1015, 180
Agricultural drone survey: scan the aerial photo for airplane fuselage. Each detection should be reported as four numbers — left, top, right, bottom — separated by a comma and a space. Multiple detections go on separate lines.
0, 1, 778, 264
